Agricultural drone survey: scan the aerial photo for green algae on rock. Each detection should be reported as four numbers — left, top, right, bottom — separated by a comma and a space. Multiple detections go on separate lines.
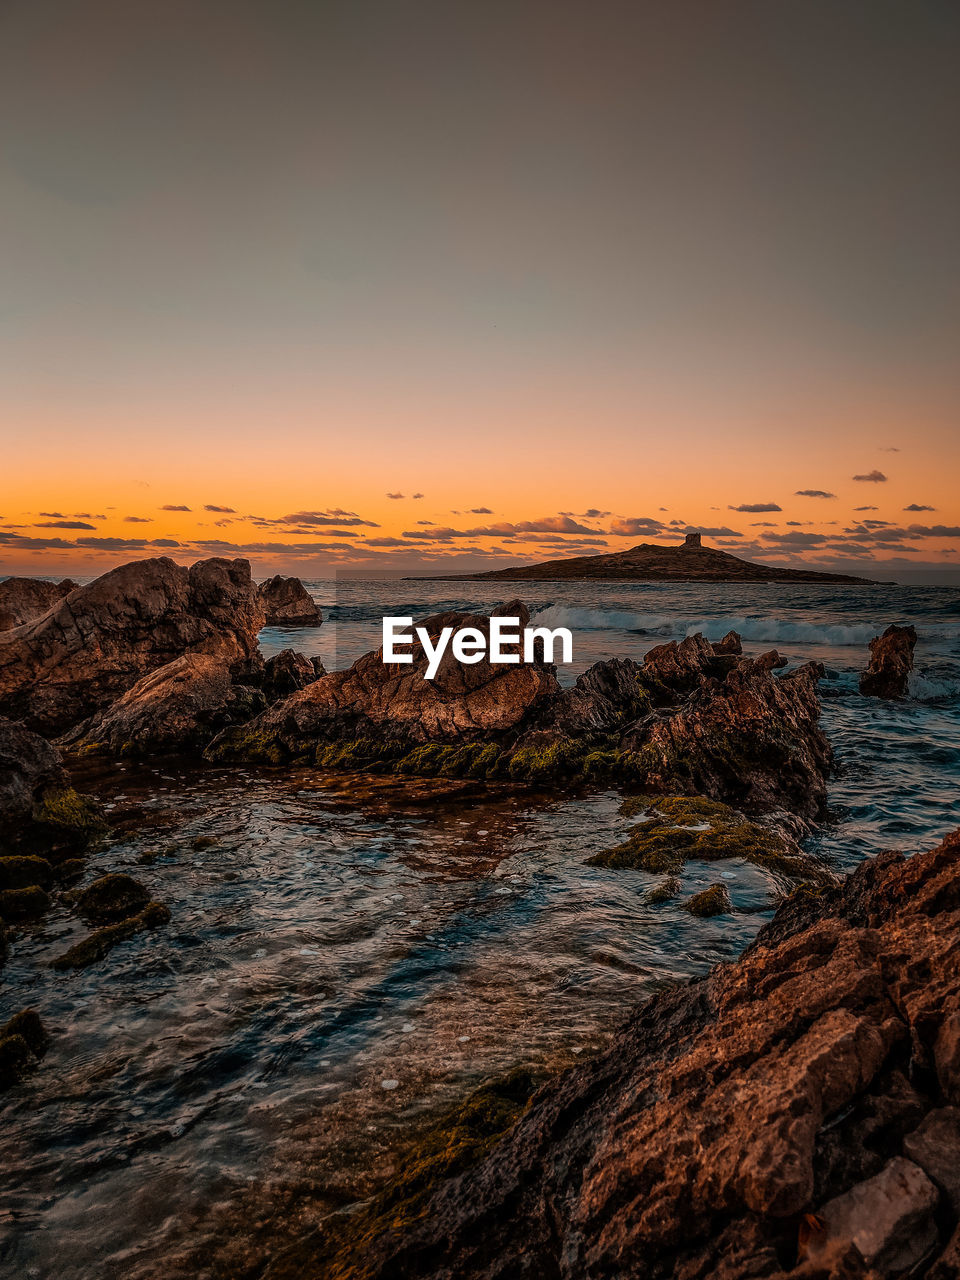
0, 854, 54, 890
70, 872, 151, 924
684, 882, 732, 917
0, 884, 51, 922
32, 787, 106, 842
587, 795, 832, 884
52, 901, 171, 971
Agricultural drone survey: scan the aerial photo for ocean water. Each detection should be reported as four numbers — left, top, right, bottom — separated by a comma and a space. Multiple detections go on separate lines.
2, 579, 958, 1276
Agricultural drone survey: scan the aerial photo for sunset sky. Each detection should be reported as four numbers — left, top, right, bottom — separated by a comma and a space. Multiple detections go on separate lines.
2, 1, 958, 581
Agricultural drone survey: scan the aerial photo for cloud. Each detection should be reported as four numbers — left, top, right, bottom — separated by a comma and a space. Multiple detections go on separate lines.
852, 470, 887, 482
684, 526, 742, 537
880, 447, 900, 452
750, 521, 778, 528
795, 490, 836, 499
124, 515, 152, 523
204, 504, 237, 513
34, 520, 95, 530
38, 511, 66, 518
904, 504, 935, 512
412, 492, 424, 499
761, 531, 828, 546
469, 507, 493, 514
729, 502, 782, 513
416, 520, 434, 525
608, 516, 665, 536
275, 510, 378, 528
161, 504, 191, 512
386, 492, 405, 499
853, 506, 878, 511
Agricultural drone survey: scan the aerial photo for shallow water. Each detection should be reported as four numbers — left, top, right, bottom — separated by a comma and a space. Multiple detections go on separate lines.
2, 579, 958, 1276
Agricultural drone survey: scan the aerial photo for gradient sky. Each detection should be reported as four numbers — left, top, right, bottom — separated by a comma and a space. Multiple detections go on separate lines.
2, 0, 959, 581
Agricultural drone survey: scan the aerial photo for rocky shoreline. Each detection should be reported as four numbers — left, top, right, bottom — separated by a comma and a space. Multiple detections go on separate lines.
0, 556, 948, 1278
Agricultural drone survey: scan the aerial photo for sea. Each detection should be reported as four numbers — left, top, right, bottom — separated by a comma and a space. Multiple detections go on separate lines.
2, 578, 958, 1276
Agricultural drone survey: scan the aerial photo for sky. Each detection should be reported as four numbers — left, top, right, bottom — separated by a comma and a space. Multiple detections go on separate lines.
1, 0, 959, 582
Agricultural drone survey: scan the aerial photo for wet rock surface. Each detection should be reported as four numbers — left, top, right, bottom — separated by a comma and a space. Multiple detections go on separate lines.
258, 575, 323, 626
0, 576, 78, 631
0, 556, 264, 735
262, 648, 324, 700
0, 716, 103, 857
299, 827, 960, 1280
860, 625, 918, 699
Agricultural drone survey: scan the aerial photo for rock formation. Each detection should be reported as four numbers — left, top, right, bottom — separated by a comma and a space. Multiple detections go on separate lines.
258, 576, 323, 626
261, 649, 324, 701
860, 625, 918, 699
0, 577, 78, 631
307, 826, 960, 1280
0, 717, 102, 856
209, 607, 831, 825
62, 653, 267, 757
0, 556, 264, 735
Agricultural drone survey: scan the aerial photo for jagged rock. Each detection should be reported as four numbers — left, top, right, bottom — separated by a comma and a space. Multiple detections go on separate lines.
554, 657, 650, 734
903, 1108, 960, 1216
0, 577, 78, 631
641, 633, 722, 699
62, 653, 267, 757
311, 827, 960, 1280
713, 629, 743, 656
812, 1157, 939, 1275
208, 604, 559, 761
258, 576, 323, 626
262, 649, 322, 701
631, 655, 832, 821
860, 625, 918, 699
0, 556, 264, 734
0, 716, 103, 856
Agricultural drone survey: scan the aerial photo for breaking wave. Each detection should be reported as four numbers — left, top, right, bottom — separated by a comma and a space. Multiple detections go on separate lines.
527, 605, 960, 648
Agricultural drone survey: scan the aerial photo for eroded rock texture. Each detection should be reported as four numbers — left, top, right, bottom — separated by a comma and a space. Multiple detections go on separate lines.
259, 576, 323, 626
314, 828, 960, 1280
0, 557, 264, 735
0, 577, 78, 631
860, 625, 918, 699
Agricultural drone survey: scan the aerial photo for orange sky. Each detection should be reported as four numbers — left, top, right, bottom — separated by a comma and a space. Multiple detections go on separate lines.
2, 2, 958, 582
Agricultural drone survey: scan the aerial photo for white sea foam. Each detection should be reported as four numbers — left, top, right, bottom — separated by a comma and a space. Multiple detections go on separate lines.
527, 604, 960, 648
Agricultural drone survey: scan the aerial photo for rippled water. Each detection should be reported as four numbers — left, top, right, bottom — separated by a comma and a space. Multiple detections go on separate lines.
2, 579, 958, 1277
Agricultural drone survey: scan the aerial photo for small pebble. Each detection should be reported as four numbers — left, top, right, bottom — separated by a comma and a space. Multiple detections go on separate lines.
380, 1079, 399, 1090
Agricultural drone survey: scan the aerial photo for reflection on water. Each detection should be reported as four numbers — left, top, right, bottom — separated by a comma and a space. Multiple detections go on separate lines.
1, 578, 958, 1276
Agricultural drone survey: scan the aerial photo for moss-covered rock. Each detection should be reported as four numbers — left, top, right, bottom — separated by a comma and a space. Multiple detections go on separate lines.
71, 873, 151, 924
52, 901, 171, 970
54, 858, 86, 884
588, 795, 830, 884
0, 1009, 49, 1091
644, 875, 683, 904
32, 787, 105, 841
0, 854, 53, 890
0, 884, 51, 921
684, 883, 732, 917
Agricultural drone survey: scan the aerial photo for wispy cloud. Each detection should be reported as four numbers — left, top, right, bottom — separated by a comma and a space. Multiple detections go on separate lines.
729, 502, 782, 513
795, 489, 835, 499
852, 470, 887, 483
204, 504, 237, 513
161, 504, 191, 512
904, 503, 935, 512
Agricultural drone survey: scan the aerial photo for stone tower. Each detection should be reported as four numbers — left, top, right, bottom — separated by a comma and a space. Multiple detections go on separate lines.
684, 532, 702, 549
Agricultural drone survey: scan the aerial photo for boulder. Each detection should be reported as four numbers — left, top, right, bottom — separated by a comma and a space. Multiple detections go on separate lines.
51, 900, 170, 970
0, 577, 78, 631
860, 624, 918, 699
262, 649, 322, 701
258, 576, 323, 626
631, 655, 832, 821
311, 826, 960, 1280
0, 1009, 49, 1092
208, 605, 560, 762
71, 872, 151, 924
0, 716, 103, 855
62, 653, 266, 757
0, 556, 264, 735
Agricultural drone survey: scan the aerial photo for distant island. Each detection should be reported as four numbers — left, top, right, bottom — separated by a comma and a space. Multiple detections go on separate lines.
414, 533, 876, 584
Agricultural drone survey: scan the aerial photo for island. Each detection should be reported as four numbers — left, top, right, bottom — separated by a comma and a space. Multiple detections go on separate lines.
414, 533, 875, 584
